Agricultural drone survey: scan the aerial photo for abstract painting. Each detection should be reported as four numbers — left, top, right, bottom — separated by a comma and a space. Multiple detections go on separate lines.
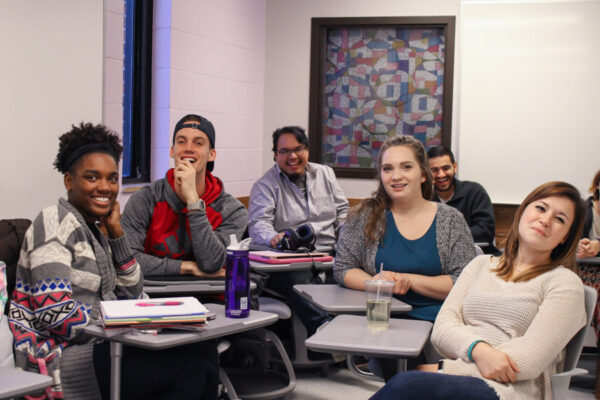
309, 17, 455, 178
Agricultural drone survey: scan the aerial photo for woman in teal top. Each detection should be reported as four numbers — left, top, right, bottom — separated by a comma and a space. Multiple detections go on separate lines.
334, 136, 475, 318
375, 209, 443, 321
333, 136, 476, 379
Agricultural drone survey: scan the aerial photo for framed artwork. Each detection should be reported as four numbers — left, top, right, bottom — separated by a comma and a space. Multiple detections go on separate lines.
308, 17, 455, 179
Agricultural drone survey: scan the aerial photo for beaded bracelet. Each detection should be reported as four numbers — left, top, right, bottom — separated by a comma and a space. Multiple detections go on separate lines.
467, 340, 485, 362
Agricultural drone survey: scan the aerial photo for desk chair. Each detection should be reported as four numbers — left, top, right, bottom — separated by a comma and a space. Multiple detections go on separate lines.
551, 285, 596, 400
143, 279, 295, 399
306, 314, 432, 385
474, 244, 484, 256
0, 317, 14, 368
0, 317, 53, 399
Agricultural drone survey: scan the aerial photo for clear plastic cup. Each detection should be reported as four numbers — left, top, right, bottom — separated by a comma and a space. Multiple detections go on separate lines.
365, 280, 394, 331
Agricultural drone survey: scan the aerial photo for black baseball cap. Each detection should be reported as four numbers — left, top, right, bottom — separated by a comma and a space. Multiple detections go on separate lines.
172, 114, 216, 172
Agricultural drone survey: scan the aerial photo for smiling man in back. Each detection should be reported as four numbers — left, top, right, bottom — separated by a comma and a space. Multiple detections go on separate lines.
427, 146, 498, 254
122, 114, 247, 277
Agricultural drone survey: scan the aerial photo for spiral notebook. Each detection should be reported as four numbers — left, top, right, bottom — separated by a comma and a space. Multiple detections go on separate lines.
100, 296, 208, 327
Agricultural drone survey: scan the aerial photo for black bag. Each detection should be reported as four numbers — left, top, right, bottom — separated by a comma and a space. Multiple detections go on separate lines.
0, 218, 31, 314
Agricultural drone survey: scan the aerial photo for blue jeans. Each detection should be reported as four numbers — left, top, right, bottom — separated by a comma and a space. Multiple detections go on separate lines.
370, 371, 499, 400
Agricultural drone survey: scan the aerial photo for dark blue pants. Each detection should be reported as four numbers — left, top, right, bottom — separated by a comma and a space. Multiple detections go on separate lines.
370, 371, 499, 400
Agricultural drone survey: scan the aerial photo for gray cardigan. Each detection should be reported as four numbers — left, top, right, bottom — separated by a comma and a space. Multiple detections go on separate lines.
334, 203, 476, 284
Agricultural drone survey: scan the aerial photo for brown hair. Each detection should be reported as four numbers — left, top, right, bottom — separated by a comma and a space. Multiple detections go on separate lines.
589, 170, 600, 201
352, 136, 433, 245
494, 181, 585, 282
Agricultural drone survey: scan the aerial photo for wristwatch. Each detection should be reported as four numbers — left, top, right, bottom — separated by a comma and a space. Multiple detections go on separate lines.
187, 199, 205, 213
437, 360, 444, 371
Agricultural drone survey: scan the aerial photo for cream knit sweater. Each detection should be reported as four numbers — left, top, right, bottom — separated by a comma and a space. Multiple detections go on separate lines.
432, 255, 586, 400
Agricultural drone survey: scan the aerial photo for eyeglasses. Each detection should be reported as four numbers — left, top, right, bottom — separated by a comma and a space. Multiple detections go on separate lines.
277, 145, 307, 156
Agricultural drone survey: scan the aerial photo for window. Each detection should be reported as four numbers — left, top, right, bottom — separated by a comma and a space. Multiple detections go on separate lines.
122, 0, 153, 183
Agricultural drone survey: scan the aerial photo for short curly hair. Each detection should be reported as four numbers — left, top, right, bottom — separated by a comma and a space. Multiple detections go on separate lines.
54, 122, 123, 174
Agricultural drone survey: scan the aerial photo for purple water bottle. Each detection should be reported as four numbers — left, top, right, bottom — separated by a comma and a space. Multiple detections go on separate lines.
225, 235, 250, 318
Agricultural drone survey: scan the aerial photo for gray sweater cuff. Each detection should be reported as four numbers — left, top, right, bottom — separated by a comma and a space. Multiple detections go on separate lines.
165, 259, 183, 276
108, 235, 134, 266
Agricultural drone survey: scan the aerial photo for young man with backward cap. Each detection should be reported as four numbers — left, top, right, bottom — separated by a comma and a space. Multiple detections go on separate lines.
122, 114, 247, 277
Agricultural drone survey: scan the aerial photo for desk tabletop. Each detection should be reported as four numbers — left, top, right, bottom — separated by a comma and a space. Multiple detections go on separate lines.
293, 284, 412, 314
144, 283, 224, 295
305, 314, 432, 358
84, 303, 277, 350
143, 281, 256, 295
0, 367, 53, 400
144, 278, 225, 286
250, 259, 333, 272
578, 257, 600, 266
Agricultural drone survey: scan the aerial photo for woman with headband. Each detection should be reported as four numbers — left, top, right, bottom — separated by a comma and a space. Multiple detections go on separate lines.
8, 123, 218, 399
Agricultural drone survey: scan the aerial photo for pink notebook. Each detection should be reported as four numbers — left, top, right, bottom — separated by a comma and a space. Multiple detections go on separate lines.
249, 250, 333, 264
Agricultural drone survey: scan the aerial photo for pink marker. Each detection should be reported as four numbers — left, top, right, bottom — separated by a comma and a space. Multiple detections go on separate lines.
135, 301, 183, 307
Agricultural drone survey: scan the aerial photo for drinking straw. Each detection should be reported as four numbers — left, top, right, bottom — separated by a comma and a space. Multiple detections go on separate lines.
376, 262, 384, 300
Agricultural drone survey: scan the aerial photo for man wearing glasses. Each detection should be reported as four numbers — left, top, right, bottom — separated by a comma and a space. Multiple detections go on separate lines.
248, 126, 349, 348
249, 126, 349, 251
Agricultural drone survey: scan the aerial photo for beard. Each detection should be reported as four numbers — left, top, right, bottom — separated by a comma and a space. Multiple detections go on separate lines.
436, 177, 455, 192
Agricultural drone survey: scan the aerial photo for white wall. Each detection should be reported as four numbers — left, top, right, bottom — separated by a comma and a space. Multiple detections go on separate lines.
264, 0, 461, 198
103, 0, 127, 207
0, 0, 103, 220
103, 0, 125, 135
151, 0, 266, 197
459, 0, 600, 203
264, 0, 600, 202
4, 0, 597, 220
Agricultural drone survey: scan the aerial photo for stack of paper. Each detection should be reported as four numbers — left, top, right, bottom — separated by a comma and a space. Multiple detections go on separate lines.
100, 296, 208, 328
249, 250, 333, 264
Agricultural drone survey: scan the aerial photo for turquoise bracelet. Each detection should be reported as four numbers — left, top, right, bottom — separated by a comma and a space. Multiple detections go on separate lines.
467, 340, 485, 362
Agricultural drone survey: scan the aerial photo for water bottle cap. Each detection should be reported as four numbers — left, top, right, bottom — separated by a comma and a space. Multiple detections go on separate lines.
227, 234, 251, 250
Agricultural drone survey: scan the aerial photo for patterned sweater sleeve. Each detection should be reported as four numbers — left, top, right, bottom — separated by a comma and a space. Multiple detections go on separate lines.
109, 234, 144, 299
10, 209, 93, 342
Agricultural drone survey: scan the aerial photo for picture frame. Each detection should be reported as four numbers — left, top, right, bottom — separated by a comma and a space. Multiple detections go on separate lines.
308, 16, 455, 179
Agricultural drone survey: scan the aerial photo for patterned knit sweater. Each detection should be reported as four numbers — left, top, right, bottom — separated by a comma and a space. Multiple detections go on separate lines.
432, 255, 586, 400
333, 203, 476, 284
8, 198, 144, 399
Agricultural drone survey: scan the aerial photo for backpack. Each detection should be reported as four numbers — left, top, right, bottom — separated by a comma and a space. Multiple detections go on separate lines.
0, 218, 32, 314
